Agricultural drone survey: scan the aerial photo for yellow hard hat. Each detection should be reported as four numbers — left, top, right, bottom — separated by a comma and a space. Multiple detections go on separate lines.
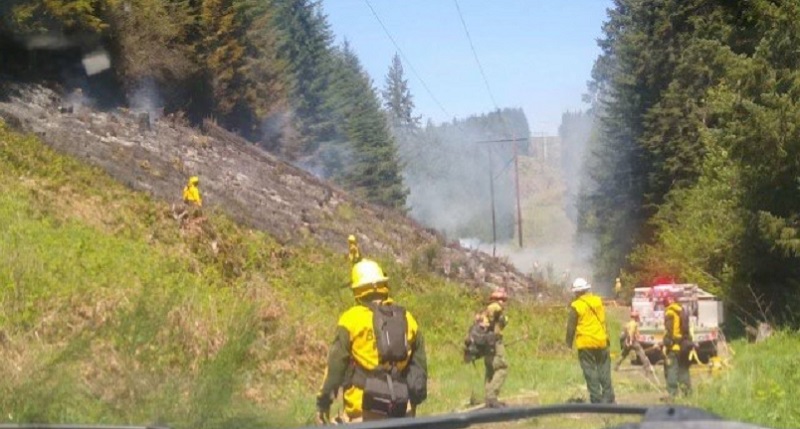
189, 176, 199, 185
348, 234, 357, 243
351, 259, 389, 298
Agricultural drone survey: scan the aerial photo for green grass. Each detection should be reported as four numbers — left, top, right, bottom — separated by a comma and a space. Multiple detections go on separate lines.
0, 121, 574, 427
694, 332, 800, 428
1, 120, 799, 429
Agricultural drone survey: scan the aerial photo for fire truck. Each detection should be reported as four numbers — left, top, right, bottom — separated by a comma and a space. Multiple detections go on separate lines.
630, 282, 725, 364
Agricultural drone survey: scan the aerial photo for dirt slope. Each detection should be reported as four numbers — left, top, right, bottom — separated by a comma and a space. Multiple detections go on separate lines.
0, 82, 539, 294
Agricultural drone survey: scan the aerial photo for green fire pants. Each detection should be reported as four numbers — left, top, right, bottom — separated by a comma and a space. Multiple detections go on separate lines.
665, 350, 691, 397
578, 348, 615, 404
484, 342, 508, 401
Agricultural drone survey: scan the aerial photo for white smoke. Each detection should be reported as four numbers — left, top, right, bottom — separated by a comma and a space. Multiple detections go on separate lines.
400, 109, 602, 294
398, 119, 517, 244
129, 77, 163, 121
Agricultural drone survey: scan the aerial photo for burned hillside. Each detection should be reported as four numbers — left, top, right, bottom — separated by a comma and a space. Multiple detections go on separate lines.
0, 82, 540, 294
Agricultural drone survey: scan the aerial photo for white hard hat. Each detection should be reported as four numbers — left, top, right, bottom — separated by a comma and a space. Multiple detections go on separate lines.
572, 277, 591, 292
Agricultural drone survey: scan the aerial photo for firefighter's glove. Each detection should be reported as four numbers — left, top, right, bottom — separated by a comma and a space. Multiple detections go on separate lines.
315, 394, 332, 425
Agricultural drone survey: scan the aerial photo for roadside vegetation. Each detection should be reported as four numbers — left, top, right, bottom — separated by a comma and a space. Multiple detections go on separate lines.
695, 332, 800, 428
581, 0, 800, 325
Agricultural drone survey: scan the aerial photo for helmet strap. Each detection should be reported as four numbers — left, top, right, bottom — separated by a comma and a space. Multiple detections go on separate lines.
356, 291, 388, 304
354, 283, 389, 302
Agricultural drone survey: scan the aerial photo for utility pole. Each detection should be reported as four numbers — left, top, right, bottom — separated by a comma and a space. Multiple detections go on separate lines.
488, 145, 497, 257
513, 135, 523, 247
476, 136, 529, 249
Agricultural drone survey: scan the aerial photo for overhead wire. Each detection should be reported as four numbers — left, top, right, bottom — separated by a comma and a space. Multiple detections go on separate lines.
454, 0, 528, 246
362, 0, 516, 188
453, 0, 519, 173
453, 0, 502, 112
363, 0, 452, 120
362, 0, 468, 174
494, 156, 516, 181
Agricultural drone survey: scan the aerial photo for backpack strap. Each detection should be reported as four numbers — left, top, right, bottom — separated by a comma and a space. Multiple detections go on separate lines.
578, 296, 607, 337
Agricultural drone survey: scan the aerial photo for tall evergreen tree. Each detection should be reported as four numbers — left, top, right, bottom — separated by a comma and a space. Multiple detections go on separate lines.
381, 54, 420, 130
328, 44, 407, 209
583, 0, 800, 324
198, 0, 288, 139
199, 0, 247, 115
270, 0, 335, 158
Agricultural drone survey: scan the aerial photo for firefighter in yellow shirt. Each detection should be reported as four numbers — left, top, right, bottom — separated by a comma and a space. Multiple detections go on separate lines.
347, 234, 362, 265
316, 259, 427, 423
662, 295, 692, 397
175, 176, 202, 223
566, 278, 615, 403
183, 176, 202, 207
477, 287, 509, 408
615, 310, 641, 370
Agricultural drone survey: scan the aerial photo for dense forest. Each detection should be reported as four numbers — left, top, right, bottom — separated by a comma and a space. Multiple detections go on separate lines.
0, 0, 407, 209
0, 0, 532, 228
581, 0, 800, 325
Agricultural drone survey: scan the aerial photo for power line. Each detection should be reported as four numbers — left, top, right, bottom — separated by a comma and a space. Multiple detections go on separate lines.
476, 137, 528, 180
454, 0, 526, 247
494, 155, 516, 181
476, 137, 530, 144
363, 0, 452, 120
364, 0, 525, 248
452, 1, 518, 139
453, 0, 501, 111
362, 0, 460, 170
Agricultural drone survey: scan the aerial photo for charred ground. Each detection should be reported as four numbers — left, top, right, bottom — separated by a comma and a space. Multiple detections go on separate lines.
0, 80, 540, 295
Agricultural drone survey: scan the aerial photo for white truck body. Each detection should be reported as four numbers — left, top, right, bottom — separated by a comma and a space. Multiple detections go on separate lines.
630, 283, 724, 362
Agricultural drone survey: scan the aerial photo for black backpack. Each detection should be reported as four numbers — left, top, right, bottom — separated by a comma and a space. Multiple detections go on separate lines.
371, 303, 410, 363
361, 303, 424, 416
679, 304, 692, 341
463, 320, 497, 363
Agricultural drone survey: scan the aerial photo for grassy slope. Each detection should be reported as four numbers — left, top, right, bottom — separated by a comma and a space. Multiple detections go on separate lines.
0, 121, 571, 427
1, 121, 798, 429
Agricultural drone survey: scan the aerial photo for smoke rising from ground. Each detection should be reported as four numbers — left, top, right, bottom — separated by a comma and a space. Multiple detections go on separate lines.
395, 109, 603, 294
397, 110, 525, 243
130, 77, 163, 120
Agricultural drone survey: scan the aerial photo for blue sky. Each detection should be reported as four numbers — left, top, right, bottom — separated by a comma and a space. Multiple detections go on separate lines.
322, 0, 612, 135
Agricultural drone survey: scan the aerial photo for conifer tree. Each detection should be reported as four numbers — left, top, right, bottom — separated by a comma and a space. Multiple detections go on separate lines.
270, 0, 335, 158
198, 0, 289, 139
382, 54, 420, 130
583, 0, 800, 324
329, 44, 407, 210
